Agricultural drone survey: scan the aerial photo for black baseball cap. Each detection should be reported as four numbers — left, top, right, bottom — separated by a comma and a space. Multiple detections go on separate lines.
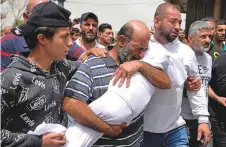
81, 12, 98, 23
11, 1, 71, 36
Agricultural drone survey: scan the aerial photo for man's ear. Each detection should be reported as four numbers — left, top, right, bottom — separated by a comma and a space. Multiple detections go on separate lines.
188, 35, 193, 44
98, 32, 102, 38
117, 35, 127, 47
154, 16, 161, 28
80, 23, 82, 30
23, 12, 28, 21
37, 34, 49, 46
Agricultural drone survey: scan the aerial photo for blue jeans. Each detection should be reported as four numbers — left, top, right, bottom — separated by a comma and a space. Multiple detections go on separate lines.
143, 125, 189, 147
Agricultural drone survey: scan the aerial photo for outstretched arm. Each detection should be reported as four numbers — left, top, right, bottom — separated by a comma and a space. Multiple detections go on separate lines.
112, 60, 171, 88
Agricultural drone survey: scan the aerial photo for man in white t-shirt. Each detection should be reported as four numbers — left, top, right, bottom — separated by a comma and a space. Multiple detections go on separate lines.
181, 20, 212, 147
139, 3, 211, 147
75, 12, 103, 50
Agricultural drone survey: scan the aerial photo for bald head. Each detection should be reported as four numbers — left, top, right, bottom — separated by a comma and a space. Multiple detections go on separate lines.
118, 20, 150, 42
3, 26, 12, 35
155, 3, 180, 19
23, 0, 48, 21
26, 0, 48, 14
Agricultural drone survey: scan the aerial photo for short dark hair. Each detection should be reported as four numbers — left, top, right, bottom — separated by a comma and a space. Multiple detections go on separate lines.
202, 17, 215, 22
98, 23, 112, 33
154, 3, 179, 18
216, 19, 226, 25
117, 24, 134, 41
24, 27, 57, 49
71, 27, 80, 35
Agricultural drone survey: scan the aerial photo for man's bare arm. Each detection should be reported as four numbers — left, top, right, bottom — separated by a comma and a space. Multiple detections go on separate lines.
208, 86, 226, 107
78, 48, 107, 61
63, 97, 123, 136
138, 61, 171, 89
113, 60, 171, 89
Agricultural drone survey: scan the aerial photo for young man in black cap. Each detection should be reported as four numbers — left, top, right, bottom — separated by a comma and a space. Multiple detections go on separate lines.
0, 0, 48, 72
76, 12, 103, 50
0, 0, 104, 72
1, 1, 81, 147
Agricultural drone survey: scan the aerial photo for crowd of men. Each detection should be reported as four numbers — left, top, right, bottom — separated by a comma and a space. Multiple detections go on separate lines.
1, 0, 226, 147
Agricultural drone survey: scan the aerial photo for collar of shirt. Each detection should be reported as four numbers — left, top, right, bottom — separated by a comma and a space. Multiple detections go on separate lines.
102, 53, 118, 67
210, 40, 226, 52
76, 37, 104, 50
151, 35, 180, 45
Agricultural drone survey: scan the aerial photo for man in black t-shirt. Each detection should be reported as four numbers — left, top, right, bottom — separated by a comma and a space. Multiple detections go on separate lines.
209, 52, 226, 147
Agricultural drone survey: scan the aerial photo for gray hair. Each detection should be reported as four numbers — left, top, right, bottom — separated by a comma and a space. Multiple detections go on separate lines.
189, 20, 212, 36
117, 23, 134, 41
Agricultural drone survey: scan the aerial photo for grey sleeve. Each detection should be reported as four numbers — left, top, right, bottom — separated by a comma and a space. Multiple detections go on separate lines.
58, 59, 81, 80
186, 53, 209, 123
64, 62, 93, 102
66, 60, 81, 80
1, 129, 42, 147
1, 78, 42, 147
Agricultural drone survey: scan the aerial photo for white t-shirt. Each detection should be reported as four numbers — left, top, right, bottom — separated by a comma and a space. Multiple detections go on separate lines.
144, 38, 209, 133
181, 52, 212, 120
143, 39, 188, 133
75, 38, 104, 50
141, 40, 187, 87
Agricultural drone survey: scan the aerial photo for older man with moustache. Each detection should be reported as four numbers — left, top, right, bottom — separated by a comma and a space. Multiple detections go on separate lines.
181, 20, 213, 147
63, 20, 172, 147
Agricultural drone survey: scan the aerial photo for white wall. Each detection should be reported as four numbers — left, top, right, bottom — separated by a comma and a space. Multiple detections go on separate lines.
1, 0, 186, 31
64, 0, 187, 31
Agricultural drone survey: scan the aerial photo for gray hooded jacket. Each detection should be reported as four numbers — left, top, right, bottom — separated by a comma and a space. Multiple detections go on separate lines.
1, 55, 80, 147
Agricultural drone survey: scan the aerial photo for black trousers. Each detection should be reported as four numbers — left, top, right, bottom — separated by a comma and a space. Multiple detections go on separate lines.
209, 115, 226, 147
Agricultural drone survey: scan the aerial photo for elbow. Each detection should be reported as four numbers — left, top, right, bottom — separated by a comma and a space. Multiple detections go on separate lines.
156, 79, 172, 89
154, 69, 172, 89
162, 74, 172, 89
62, 97, 69, 113
62, 97, 75, 115
62, 97, 87, 125
165, 79, 172, 89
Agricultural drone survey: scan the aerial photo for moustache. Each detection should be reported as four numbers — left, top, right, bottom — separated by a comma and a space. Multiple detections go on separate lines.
203, 43, 210, 48
132, 55, 141, 60
172, 29, 179, 33
86, 31, 94, 34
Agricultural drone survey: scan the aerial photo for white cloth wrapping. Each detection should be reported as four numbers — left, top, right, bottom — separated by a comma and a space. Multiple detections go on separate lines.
65, 72, 155, 147
28, 123, 67, 136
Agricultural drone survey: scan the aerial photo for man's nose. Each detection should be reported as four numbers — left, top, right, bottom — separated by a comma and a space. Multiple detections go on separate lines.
139, 50, 145, 59
68, 38, 73, 47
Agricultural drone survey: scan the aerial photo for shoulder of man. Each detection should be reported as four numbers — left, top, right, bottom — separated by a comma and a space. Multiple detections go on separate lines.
1, 34, 28, 53
204, 52, 213, 62
177, 41, 197, 60
83, 55, 106, 67
1, 67, 25, 91
179, 40, 195, 53
67, 42, 85, 60
213, 52, 226, 66
55, 59, 80, 74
